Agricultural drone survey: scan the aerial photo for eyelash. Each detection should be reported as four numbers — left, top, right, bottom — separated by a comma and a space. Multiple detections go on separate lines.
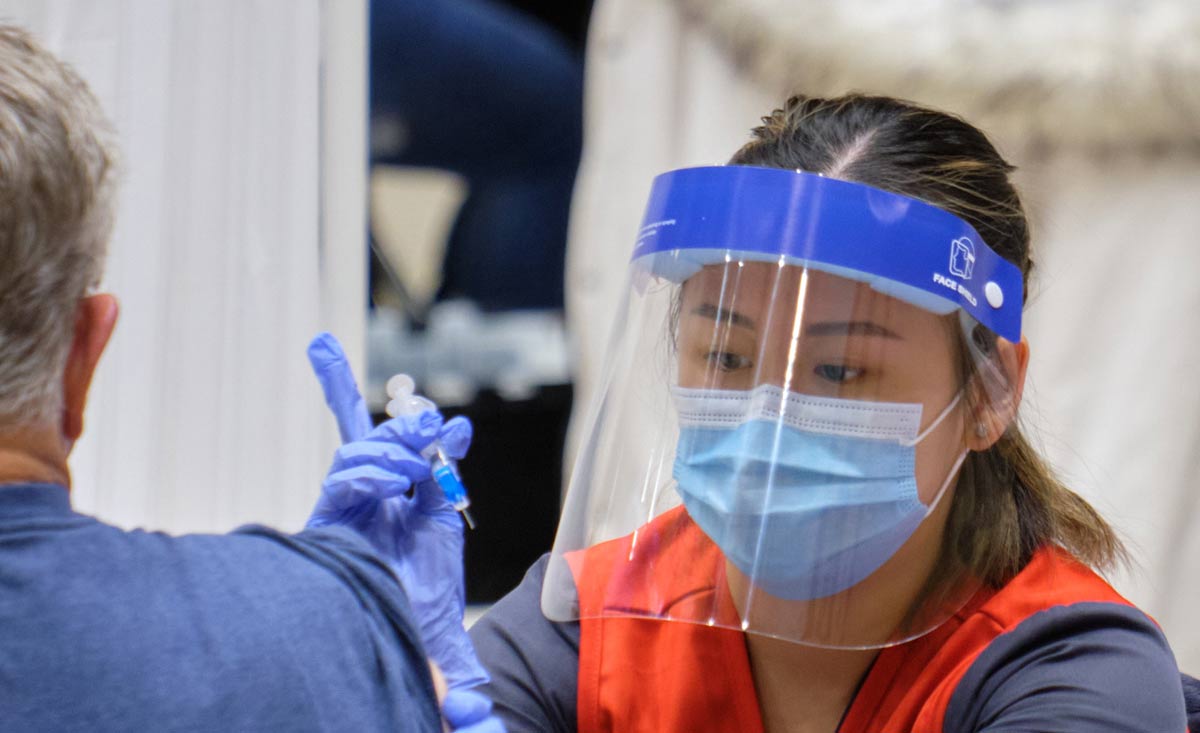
813, 364, 865, 383
701, 352, 867, 384
705, 351, 752, 372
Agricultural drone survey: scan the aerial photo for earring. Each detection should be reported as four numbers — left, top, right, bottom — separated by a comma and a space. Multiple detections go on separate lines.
975, 423, 989, 438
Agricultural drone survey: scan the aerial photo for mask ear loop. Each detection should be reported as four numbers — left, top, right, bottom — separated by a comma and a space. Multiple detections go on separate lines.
901, 390, 965, 448
900, 389, 970, 512
919, 448, 970, 515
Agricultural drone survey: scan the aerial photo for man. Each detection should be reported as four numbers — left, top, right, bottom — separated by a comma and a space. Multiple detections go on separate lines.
0, 24, 498, 732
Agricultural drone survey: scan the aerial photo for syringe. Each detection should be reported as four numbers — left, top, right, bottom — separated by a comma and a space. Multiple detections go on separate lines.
385, 374, 475, 529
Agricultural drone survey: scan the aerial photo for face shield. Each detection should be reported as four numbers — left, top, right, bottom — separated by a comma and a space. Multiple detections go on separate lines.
544, 166, 1024, 648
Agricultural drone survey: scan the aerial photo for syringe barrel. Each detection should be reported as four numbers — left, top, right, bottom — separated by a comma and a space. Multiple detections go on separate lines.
389, 374, 473, 515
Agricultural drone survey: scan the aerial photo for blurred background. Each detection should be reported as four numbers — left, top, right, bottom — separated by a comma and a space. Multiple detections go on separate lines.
364, 0, 592, 602
1, 0, 1197, 672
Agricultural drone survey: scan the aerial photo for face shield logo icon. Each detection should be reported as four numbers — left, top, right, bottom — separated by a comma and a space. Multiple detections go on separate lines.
949, 237, 976, 280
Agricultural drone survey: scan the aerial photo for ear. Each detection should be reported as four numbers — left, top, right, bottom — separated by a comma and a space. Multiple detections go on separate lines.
61, 294, 119, 442
965, 335, 1029, 451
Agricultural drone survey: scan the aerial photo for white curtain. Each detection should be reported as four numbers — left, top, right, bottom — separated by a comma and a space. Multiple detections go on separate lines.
0, 0, 367, 534
568, 0, 1200, 671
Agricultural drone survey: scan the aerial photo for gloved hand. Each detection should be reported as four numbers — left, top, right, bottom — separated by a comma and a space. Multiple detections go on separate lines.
442, 689, 507, 733
307, 332, 489, 690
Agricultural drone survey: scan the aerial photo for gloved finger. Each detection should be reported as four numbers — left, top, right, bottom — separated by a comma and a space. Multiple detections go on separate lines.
412, 477, 461, 518
441, 689, 494, 728
305, 496, 378, 529
366, 411, 443, 453
308, 333, 373, 444
321, 465, 414, 506
449, 718, 506, 733
437, 416, 473, 461
330, 439, 431, 479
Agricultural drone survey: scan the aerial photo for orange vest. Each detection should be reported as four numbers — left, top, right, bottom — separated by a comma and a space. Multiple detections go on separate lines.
568, 507, 1133, 732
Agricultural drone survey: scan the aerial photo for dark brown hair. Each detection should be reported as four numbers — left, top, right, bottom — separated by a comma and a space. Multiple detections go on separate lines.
730, 93, 1124, 586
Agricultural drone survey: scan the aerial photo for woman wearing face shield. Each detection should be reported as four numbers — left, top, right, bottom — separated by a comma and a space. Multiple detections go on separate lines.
467, 94, 1189, 732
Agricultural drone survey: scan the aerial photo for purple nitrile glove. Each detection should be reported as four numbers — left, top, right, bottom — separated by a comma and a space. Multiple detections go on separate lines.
307, 332, 488, 690
442, 689, 507, 733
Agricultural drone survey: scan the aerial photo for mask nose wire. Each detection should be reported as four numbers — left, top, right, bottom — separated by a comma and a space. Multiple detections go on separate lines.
902, 390, 965, 448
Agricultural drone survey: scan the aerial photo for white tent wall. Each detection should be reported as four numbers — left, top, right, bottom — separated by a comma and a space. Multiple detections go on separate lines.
568, 0, 1200, 672
0, 0, 367, 534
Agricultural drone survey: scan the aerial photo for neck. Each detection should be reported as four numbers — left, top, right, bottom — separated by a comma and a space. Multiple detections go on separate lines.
0, 423, 70, 489
728, 496, 956, 733
747, 636, 876, 733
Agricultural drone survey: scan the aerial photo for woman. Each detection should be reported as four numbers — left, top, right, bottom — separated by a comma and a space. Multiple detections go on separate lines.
468, 95, 1188, 732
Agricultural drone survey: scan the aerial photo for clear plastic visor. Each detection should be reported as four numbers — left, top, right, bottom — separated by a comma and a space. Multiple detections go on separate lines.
543, 255, 1020, 648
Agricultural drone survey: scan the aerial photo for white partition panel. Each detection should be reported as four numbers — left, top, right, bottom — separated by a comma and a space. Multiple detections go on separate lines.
0, 0, 367, 534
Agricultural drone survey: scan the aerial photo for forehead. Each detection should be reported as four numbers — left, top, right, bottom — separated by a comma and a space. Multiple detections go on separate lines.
680, 262, 925, 322
675, 262, 965, 397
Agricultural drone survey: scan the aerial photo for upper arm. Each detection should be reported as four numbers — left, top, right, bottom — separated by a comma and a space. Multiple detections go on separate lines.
1182, 673, 1200, 731
230, 525, 442, 731
944, 602, 1187, 732
470, 554, 580, 733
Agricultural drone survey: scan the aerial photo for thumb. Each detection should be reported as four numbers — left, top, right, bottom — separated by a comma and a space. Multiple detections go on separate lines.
437, 416, 473, 461
441, 689, 494, 727
308, 332, 374, 444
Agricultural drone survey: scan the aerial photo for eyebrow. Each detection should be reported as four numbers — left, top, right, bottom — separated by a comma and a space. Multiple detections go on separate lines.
804, 321, 902, 339
690, 303, 756, 330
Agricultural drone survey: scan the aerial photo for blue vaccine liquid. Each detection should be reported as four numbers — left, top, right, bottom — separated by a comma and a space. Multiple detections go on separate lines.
386, 374, 475, 529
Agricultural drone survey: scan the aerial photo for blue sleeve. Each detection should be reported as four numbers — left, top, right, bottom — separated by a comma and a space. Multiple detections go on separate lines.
1182, 673, 1200, 731
234, 524, 442, 730
0, 501, 442, 732
469, 554, 579, 733
944, 602, 1187, 732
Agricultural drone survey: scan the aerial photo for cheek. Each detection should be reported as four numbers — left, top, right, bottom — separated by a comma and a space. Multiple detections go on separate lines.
677, 359, 704, 388
676, 342, 716, 387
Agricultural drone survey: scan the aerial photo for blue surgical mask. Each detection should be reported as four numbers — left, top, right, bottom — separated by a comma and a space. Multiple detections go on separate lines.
672, 385, 963, 601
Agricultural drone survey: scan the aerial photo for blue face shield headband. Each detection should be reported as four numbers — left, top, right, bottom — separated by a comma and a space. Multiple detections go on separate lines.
631, 166, 1023, 342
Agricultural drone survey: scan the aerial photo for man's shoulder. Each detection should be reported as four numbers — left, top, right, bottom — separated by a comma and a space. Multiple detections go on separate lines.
0, 499, 440, 732
3, 509, 398, 638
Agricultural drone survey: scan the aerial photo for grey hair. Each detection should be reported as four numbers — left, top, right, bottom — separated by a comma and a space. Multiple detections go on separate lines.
0, 25, 118, 427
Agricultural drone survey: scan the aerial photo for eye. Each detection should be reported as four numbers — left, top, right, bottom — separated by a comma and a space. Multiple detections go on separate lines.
813, 364, 864, 383
705, 351, 752, 372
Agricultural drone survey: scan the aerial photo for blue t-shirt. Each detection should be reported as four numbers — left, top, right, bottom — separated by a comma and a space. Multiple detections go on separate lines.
0, 483, 441, 732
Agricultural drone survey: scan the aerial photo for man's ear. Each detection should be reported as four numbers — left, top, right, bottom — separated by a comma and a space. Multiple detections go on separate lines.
966, 335, 1029, 451
61, 294, 119, 442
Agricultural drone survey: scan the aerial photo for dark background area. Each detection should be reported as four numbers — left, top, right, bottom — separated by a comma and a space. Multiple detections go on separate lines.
451, 384, 573, 602
453, 0, 590, 602
502, 0, 594, 53
371, 0, 593, 602
446, 0, 592, 602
